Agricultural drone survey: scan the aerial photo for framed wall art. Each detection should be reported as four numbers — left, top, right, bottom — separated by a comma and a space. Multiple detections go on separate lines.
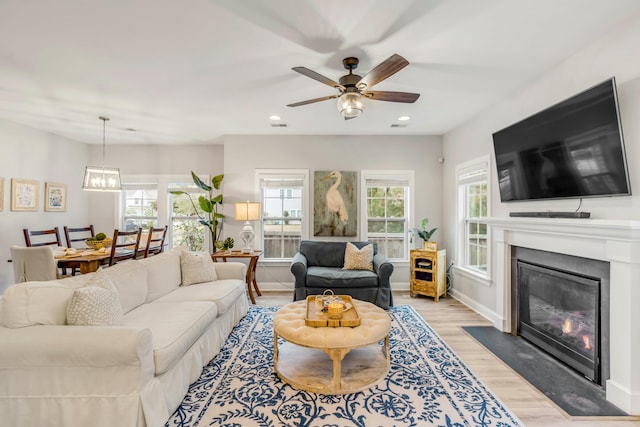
11, 178, 39, 211
0, 177, 4, 211
313, 170, 357, 237
45, 182, 67, 212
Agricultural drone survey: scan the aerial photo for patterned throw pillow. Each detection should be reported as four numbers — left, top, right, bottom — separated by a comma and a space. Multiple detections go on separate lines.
67, 268, 123, 326
342, 242, 374, 271
180, 251, 218, 286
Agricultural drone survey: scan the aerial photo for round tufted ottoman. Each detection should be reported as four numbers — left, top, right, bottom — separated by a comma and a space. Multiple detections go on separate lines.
273, 299, 390, 394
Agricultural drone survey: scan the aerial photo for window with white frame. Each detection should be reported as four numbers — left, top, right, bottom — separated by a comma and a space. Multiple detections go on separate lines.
122, 183, 158, 231
168, 181, 207, 251
361, 171, 414, 260
257, 169, 309, 260
119, 175, 209, 252
457, 158, 489, 274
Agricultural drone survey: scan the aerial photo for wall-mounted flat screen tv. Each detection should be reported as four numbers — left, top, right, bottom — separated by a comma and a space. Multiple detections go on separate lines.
492, 78, 631, 202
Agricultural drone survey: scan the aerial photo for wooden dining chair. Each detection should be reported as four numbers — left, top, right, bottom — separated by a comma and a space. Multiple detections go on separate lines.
23, 227, 63, 247
108, 228, 142, 266
144, 225, 168, 258
64, 225, 95, 249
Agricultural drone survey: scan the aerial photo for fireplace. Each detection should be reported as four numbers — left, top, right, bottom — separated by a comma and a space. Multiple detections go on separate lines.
484, 217, 640, 414
511, 246, 610, 387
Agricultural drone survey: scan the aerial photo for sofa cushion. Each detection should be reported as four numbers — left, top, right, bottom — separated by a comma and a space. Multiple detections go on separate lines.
155, 279, 245, 315
299, 240, 377, 268
137, 249, 182, 302
180, 251, 218, 286
122, 301, 217, 375
66, 269, 123, 326
2, 279, 86, 328
343, 242, 374, 271
307, 266, 378, 288
103, 261, 148, 314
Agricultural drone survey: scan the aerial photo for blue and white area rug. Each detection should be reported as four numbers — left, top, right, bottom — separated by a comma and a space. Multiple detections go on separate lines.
166, 306, 522, 427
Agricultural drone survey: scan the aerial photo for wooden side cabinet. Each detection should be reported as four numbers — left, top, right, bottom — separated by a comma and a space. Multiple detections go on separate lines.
410, 249, 446, 301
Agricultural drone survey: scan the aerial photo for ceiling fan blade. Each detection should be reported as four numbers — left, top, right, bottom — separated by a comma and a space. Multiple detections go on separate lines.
287, 94, 339, 107
344, 116, 357, 121
357, 54, 409, 89
364, 91, 420, 103
292, 67, 345, 90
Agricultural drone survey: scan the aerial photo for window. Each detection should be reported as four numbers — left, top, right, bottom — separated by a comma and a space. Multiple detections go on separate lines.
122, 184, 158, 231
457, 158, 489, 275
119, 175, 209, 252
256, 169, 309, 260
361, 171, 414, 260
169, 181, 207, 251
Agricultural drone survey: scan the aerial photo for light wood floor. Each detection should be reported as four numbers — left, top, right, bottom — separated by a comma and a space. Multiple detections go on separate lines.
256, 291, 640, 427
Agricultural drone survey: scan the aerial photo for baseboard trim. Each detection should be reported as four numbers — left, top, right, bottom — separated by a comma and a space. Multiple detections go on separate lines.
448, 288, 502, 326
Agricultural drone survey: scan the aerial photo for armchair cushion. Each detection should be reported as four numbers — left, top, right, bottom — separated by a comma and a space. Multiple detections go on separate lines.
307, 267, 378, 288
342, 242, 374, 271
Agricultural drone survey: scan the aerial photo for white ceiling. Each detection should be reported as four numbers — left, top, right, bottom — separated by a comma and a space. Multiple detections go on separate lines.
1, 0, 639, 145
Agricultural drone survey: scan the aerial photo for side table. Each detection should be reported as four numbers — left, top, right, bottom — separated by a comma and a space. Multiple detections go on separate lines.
211, 250, 262, 304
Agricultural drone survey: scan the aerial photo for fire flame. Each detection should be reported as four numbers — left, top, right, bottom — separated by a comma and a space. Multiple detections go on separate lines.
562, 319, 572, 334
583, 335, 592, 350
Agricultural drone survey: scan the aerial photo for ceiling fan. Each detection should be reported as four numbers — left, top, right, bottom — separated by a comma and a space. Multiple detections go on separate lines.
287, 54, 420, 120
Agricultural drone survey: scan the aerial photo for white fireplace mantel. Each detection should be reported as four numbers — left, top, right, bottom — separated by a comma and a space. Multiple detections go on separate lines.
485, 216, 640, 415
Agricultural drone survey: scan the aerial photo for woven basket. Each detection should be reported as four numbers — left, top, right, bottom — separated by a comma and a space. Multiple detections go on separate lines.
85, 237, 112, 249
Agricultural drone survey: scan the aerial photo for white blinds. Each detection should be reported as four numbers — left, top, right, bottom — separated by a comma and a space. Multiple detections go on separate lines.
458, 161, 488, 185
259, 176, 305, 188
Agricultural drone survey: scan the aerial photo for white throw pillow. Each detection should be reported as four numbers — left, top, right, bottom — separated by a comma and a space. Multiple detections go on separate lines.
180, 251, 218, 286
67, 268, 123, 326
343, 242, 374, 271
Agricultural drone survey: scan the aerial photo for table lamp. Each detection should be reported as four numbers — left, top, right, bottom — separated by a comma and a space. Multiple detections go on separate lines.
234, 201, 261, 253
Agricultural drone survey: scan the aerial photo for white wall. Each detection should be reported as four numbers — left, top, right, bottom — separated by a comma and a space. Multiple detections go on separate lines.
87, 143, 224, 236
223, 134, 443, 291
0, 119, 89, 291
441, 14, 640, 315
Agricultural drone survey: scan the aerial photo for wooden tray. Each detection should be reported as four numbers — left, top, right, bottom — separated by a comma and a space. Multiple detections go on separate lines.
305, 295, 361, 327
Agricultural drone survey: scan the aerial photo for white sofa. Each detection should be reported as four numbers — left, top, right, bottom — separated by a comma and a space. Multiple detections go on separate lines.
0, 247, 249, 427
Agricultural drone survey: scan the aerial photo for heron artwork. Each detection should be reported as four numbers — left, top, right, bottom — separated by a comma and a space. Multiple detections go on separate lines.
313, 170, 357, 236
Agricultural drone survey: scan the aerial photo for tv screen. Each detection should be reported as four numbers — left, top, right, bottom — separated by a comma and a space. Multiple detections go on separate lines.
492, 78, 631, 202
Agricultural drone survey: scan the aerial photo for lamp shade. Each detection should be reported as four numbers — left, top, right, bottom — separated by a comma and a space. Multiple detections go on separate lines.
82, 166, 122, 191
234, 201, 261, 221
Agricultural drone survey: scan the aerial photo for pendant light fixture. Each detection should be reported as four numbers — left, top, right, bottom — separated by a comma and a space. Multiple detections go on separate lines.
82, 116, 122, 191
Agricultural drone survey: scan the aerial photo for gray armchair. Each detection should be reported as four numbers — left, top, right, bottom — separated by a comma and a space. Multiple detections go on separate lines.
290, 240, 394, 309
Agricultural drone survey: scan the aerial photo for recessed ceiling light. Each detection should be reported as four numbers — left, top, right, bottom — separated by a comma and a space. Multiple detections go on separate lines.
398, 116, 411, 121
269, 115, 281, 121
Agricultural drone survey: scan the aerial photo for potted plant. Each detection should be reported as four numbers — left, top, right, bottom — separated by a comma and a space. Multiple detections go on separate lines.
215, 237, 235, 253
170, 171, 224, 252
409, 218, 438, 251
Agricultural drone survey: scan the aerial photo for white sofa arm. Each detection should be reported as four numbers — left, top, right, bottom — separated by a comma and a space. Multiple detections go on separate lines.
213, 261, 247, 280
0, 325, 155, 390
0, 325, 157, 427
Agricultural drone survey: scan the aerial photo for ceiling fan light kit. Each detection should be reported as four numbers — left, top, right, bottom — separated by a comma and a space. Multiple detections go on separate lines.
288, 54, 420, 120
337, 92, 364, 119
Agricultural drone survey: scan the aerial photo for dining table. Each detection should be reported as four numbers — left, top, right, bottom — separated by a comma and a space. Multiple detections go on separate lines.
55, 250, 111, 274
